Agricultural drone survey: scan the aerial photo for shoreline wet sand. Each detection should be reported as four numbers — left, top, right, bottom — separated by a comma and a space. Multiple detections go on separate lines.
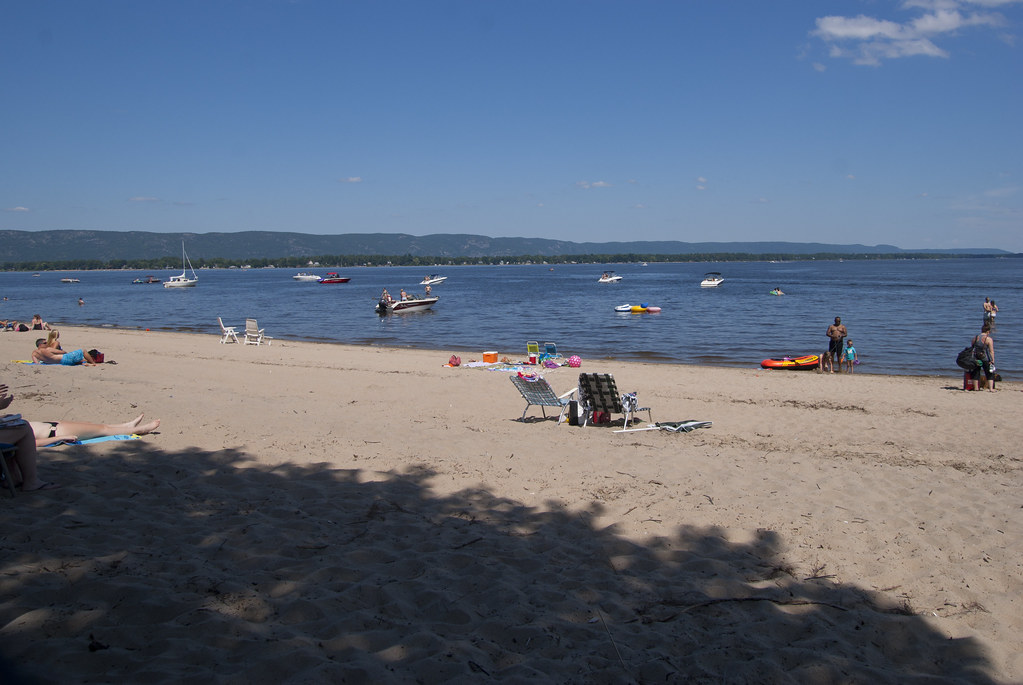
2, 326, 1020, 682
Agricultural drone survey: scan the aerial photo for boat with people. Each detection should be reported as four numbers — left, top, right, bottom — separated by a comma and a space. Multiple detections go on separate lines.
700, 272, 724, 287
420, 275, 448, 285
60, 277, 80, 283
292, 272, 322, 282
164, 243, 198, 288
598, 271, 623, 283
760, 354, 820, 370
319, 272, 350, 284
376, 293, 439, 314
132, 275, 162, 284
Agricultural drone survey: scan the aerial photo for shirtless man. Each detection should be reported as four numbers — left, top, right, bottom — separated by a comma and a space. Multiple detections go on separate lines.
826, 316, 847, 374
31, 339, 97, 366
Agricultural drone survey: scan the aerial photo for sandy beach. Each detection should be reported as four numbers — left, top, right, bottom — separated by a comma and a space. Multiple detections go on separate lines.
1, 325, 1020, 683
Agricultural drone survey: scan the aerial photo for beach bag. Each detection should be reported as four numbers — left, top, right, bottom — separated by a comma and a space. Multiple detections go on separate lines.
448, 354, 461, 367
88, 349, 105, 363
955, 346, 978, 370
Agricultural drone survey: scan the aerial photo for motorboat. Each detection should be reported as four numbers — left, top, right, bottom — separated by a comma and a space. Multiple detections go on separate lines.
420, 275, 448, 285
376, 294, 439, 314
132, 275, 162, 284
293, 272, 322, 282
598, 271, 623, 283
164, 243, 198, 288
700, 272, 724, 287
60, 277, 80, 283
319, 272, 351, 284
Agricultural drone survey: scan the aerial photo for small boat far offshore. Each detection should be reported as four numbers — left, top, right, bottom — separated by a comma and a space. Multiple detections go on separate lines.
319, 272, 351, 284
420, 275, 448, 285
293, 272, 322, 282
700, 272, 724, 287
164, 243, 198, 288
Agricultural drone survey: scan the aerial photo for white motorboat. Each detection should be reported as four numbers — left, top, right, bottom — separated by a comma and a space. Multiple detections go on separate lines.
598, 271, 623, 283
292, 272, 322, 282
165, 243, 198, 288
420, 275, 448, 285
700, 272, 724, 287
60, 277, 80, 283
376, 294, 439, 314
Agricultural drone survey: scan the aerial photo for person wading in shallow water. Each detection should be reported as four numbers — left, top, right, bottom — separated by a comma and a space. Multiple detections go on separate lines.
825, 316, 847, 374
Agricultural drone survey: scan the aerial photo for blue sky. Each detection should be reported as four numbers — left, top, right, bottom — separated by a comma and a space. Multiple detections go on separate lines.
3, 1, 1021, 251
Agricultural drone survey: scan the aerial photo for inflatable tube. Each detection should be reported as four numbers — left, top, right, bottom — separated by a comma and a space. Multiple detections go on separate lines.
760, 354, 820, 370
645, 306, 661, 313
630, 305, 647, 313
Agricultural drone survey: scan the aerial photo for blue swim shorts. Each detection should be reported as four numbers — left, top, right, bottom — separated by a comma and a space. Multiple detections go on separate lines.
61, 349, 85, 366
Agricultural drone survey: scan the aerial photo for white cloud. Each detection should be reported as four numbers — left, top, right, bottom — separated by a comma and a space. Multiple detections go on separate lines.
129, 196, 159, 202
984, 185, 1018, 197
4, 206, 30, 212
811, 1, 1009, 65
338, 177, 362, 183
576, 180, 611, 189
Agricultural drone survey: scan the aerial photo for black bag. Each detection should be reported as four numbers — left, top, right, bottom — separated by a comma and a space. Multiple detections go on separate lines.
956, 346, 978, 370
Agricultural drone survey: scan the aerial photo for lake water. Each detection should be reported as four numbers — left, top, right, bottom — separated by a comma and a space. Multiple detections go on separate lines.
1, 258, 1018, 377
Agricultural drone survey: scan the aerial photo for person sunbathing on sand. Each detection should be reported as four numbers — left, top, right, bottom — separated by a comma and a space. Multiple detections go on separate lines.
29, 414, 160, 448
31, 338, 97, 365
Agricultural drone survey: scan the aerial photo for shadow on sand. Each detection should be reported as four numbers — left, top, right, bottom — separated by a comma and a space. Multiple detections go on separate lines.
1, 443, 995, 683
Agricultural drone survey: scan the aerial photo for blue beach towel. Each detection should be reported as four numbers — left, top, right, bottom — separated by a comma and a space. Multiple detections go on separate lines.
43, 434, 140, 448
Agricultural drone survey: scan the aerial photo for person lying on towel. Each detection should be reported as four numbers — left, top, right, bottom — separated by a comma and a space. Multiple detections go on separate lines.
31, 339, 97, 366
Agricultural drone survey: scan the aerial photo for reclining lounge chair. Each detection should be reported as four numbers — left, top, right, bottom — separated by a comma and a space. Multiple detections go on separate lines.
577, 372, 652, 427
509, 375, 576, 424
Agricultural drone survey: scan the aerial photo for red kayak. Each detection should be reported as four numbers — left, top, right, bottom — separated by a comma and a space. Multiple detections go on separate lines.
760, 354, 820, 370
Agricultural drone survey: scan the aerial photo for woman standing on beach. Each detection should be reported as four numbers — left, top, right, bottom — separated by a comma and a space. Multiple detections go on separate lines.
971, 324, 995, 392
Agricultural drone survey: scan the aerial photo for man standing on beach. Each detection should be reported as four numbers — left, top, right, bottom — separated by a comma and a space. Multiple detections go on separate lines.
826, 316, 847, 373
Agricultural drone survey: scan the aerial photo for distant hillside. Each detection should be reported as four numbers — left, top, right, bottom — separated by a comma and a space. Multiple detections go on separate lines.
0, 230, 1012, 263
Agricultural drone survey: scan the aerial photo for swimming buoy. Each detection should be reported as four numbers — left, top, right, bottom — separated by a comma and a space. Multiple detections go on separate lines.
760, 354, 819, 370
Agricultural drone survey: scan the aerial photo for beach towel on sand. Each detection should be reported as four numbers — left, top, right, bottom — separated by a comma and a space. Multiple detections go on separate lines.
42, 434, 140, 448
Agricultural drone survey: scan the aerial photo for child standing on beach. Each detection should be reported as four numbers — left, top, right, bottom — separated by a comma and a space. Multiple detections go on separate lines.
842, 340, 858, 373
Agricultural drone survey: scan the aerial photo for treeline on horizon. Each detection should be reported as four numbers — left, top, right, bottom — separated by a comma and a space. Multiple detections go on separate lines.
0, 251, 1011, 272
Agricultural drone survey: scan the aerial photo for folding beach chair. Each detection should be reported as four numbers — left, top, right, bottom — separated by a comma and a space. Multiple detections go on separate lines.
615, 420, 713, 434
218, 317, 239, 344
577, 373, 652, 428
509, 375, 576, 424
526, 341, 540, 360
543, 342, 561, 358
244, 318, 273, 346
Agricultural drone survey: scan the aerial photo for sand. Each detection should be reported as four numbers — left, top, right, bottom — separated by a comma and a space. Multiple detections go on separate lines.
1, 325, 1020, 683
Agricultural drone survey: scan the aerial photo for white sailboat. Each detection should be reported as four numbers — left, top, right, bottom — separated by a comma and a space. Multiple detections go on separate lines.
164, 243, 198, 288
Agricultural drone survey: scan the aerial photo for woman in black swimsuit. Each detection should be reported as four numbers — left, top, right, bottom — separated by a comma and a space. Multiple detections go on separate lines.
28, 415, 161, 448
